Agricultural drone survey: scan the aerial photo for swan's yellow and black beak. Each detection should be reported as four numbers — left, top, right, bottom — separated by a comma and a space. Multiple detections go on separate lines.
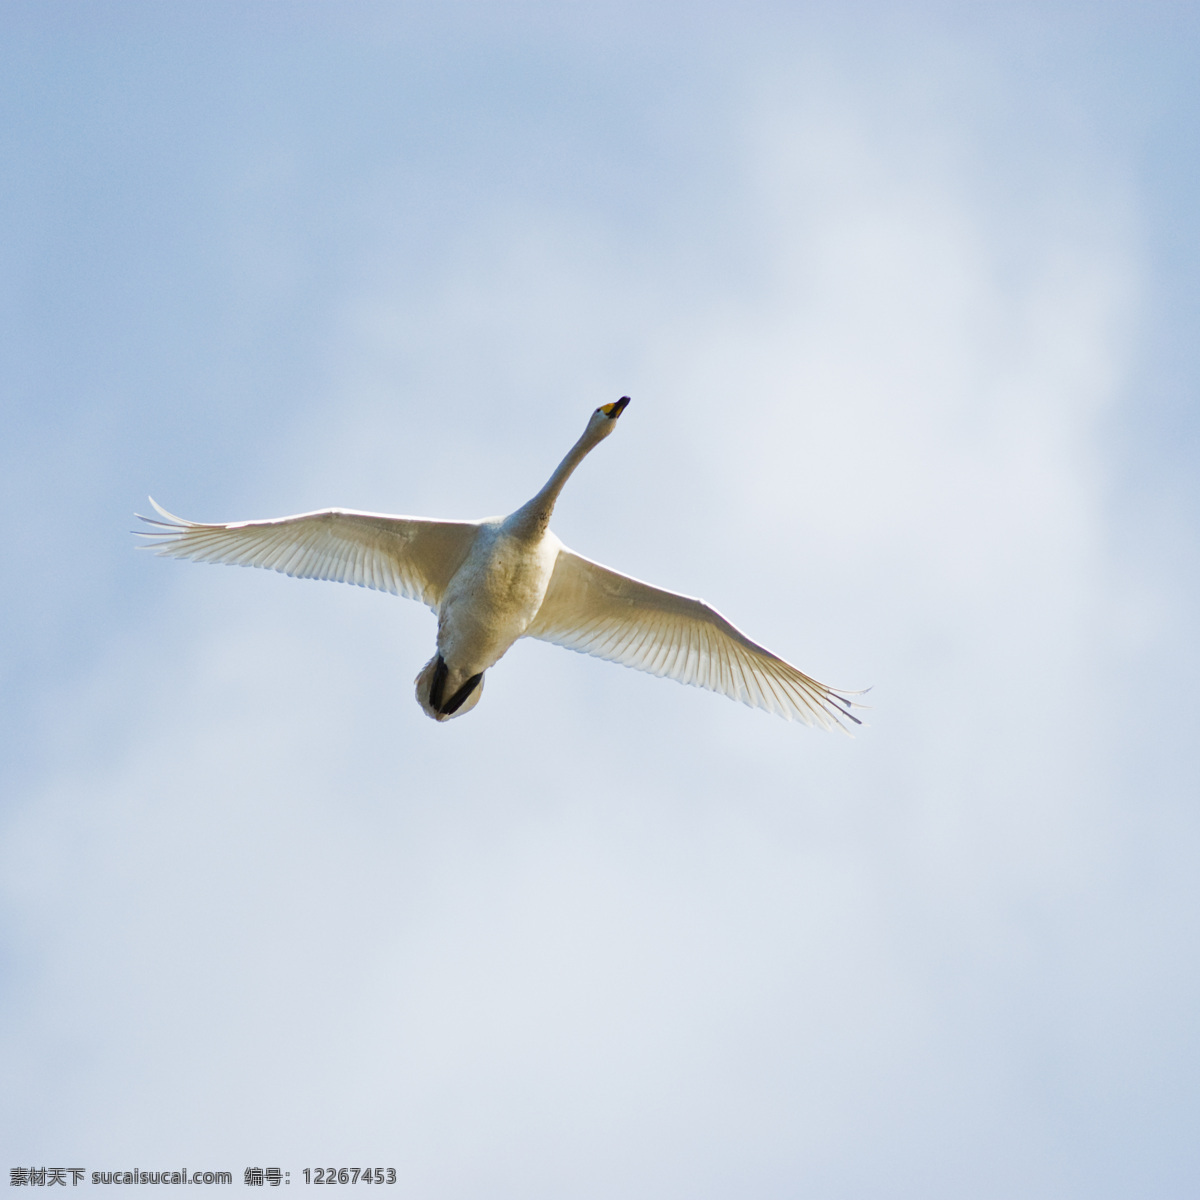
600, 396, 631, 419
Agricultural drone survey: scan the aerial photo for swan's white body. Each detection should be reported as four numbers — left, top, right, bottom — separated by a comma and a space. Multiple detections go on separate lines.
138, 399, 861, 729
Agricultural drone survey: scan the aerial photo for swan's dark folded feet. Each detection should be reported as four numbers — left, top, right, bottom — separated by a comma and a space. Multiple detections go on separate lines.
441, 672, 483, 715
429, 654, 448, 712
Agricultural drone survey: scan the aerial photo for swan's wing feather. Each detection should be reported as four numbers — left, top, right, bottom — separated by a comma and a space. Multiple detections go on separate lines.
135, 498, 479, 610
526, 547, 862, 730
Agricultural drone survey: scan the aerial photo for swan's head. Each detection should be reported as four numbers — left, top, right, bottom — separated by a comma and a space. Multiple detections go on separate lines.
586, 395, 630, 440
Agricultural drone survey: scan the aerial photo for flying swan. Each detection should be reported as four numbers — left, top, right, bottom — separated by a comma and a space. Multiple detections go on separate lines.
137, 398, 861, 729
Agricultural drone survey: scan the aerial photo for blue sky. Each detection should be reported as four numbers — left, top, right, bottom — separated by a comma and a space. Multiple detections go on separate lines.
2, 4, 1199, 1196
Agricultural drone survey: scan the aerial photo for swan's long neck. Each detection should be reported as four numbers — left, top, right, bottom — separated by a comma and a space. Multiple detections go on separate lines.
509, 427, 603, 538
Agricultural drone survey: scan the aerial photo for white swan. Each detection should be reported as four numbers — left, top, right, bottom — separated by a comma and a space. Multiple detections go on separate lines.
137, 398, 861, 729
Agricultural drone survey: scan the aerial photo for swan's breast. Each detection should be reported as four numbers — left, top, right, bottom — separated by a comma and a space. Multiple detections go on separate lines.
437, 526, 561, 672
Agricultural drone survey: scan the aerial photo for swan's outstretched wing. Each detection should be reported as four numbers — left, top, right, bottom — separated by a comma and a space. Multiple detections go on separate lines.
135, 499, 479, 611
526, 547, 862, 730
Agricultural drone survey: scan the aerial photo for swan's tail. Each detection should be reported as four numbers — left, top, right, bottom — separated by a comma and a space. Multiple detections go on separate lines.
414, 654, 485, 721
